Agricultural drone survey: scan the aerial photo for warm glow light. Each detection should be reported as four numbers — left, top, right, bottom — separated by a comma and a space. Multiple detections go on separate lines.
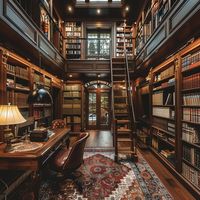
68, 6, 73, 12
0, 104, 26, 125
97, 9, 101, 14
97, 74, 101, 78
125, 6, 129, 12
69, 74, 73, 78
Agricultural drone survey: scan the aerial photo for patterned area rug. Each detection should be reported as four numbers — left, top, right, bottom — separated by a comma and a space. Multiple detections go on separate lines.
39, 151, 173, 200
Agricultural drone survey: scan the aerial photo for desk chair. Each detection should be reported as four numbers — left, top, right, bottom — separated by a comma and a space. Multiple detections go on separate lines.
50, 132, 89, 190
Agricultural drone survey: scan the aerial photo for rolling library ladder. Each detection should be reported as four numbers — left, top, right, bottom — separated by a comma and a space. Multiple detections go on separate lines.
111, 56, 138, 162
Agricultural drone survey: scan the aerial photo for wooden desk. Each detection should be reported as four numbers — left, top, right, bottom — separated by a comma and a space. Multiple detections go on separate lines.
0, 128, 70, 199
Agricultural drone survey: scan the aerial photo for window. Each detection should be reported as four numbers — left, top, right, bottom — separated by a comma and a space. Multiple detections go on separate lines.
87, 30, 111, 59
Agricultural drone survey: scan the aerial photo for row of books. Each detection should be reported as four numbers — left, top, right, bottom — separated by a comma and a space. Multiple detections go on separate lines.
64, 84, 81, 91
182, 163, 200, 188
63, 108, 81, 115
33, 109, 51, 119
66, 32, 81, 37
116, 38, 133, 43
116, 33, 132, 38
183, 108, 200, 123
64, 99, 81, 104
153, 107, 175, 119
182, 73, 200, 90
182, 49, 200, 71
183, 145, 200, 169
63, 104, 81, 109
66, 39, 81, 43
64, 116, 81, 124
152, 91, 174, 105
160, 149, 175, 159
66, 50, 81, 55
7, 64, 28, 78
183, 93, 200, 105
66, 44, 81, 49
34, 73, 44, 83
65, 27, 81, 32
154, 65, 174, 82
63, 91, 81, 97
152, 137, 159, 150
167, 122, 175, 135
182, 123, 199, 143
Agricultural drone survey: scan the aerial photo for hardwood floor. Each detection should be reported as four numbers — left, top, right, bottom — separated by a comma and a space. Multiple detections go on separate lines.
81, 130, 196, 200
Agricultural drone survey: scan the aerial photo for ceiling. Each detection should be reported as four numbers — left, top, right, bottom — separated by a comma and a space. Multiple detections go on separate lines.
55, 0, 145, 24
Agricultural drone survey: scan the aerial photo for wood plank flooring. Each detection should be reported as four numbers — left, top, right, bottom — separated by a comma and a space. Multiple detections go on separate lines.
82, 130, 196, 200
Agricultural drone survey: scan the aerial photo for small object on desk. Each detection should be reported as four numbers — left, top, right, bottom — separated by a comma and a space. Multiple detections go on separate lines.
30, 128, 48, 142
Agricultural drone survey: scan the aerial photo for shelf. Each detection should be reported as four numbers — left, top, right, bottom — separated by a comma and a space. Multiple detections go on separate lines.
152, 105, 175, 107
152, 125, 175, 137
152, 133, 175, 147
182, 105, 200, 108
153, 84, 174, 92
34, 115, 51, 120
182, 140, 200, 149
7, 86, 30, 92
153, 74, 174, 85
182, 87, 200, 93
182, 120, 200, 126
182, 159, 200, 171
151, 147, 175, 169
63, 96, 81, 99
182, 60, 200, 73
152, 115, 175, 121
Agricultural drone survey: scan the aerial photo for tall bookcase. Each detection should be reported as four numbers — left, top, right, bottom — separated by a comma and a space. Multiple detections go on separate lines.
135, 38, 200, 198
62, 81, 83, 132
116, 22, 133, 58
150, 58, 176, 167
135, 78, 151, 149
0, 46, 62, 141
178, 42, 200, 192
65, 22, 82, 59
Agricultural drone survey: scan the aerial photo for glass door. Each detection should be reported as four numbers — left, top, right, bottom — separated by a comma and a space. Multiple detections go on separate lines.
87, 87, 110, 130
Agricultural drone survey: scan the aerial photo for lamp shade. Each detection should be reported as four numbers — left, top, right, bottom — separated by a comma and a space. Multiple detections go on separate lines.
27, 88, 53, 104
0, 105, 26, 125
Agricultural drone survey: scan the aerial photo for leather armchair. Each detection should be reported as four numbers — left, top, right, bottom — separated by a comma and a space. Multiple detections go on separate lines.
51, 132, 89, 174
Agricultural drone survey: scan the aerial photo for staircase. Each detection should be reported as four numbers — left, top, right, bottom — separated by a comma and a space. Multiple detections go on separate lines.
111, 57, 138, 162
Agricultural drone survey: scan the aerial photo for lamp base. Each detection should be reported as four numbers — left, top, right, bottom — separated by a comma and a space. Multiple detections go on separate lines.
4, 127, 14, 152
4, 142, 14, 152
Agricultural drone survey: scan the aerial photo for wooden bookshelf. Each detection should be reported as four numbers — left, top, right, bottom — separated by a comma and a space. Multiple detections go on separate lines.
116, 22, 133, 58
0, 46, 62, 141
134, 38, 200, 198
179, 43, 200, 191
62, 81, 83, 132
65, 22, 82, 59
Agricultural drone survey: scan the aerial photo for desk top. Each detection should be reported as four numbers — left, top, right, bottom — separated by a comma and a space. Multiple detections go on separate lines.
0, 128, 70, 159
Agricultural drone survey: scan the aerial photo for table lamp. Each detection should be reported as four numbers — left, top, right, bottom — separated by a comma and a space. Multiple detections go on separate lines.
0, 104, 26, 152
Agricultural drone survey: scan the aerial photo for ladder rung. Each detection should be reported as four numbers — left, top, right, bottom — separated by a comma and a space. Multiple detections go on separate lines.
117, 138, 132, 142
117, 128, 131, 132
117, 120, 130, 124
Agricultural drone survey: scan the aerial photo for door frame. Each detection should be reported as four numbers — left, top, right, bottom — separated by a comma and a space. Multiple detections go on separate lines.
86, 87, 111, 130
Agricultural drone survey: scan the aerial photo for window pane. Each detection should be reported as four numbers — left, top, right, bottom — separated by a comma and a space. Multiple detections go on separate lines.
99, 33, 110, 57
87, 33, 98, 56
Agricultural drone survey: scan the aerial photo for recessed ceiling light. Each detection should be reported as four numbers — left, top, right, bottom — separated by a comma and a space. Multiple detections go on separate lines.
69, 74, 73, 78
97, 9, 101, 14
125, 6, 129, 12
97, 74, 101, 78
68, 6, 73, 12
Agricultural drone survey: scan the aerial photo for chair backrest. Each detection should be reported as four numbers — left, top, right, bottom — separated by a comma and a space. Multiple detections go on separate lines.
63, 132, 89, 172
51, 119, 65, 130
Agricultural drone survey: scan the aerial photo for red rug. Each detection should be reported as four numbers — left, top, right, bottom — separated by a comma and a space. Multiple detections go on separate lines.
78, 154, 130, 199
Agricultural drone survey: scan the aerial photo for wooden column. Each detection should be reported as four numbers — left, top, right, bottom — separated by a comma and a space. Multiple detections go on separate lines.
175, 55, 182, 173
0, 49, 8, 142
